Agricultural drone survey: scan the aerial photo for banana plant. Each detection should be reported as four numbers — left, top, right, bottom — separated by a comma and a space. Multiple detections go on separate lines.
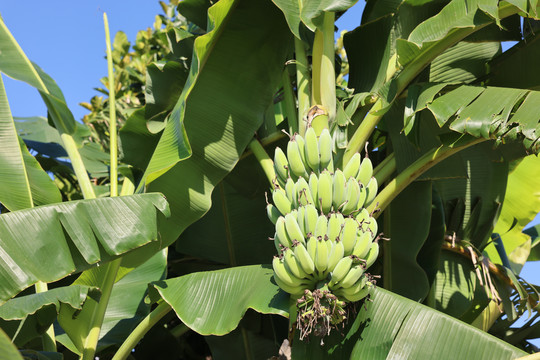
1, 0, 540, 359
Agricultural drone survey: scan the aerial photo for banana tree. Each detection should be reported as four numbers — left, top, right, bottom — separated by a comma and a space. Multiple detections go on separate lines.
1, 0, 540, 359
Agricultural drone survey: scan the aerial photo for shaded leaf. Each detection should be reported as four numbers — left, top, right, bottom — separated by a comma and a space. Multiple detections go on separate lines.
0, 193, 169, 303
0, 328, 23, 360
151, 265, 289, 336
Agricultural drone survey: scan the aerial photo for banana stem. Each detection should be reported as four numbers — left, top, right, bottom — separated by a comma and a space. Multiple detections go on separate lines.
248, 138, 276, 187
112, 302, 173, 360
369, 138, 486, 216
295, 37, 310, 136
81, 258, 122, 360
104, 13, 118, 197
319, 11, 336, 124
282, 70, 298, 135
343, 99, 384, 164
34, 281, 56, 351
61, 133, 96, 199
373, 152, 396, 185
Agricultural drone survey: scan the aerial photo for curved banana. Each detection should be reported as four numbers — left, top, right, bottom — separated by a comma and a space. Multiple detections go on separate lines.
294, 241, 316, 274
365, 216, 378, 237
283, 247, 309, 279
318, 128, 334, 172
287, 139, 308, 179
284, 212, 306, 246
307, 235, 318, 260
341, 217, 359, 255
314, 214, 328, 239
329, 256, 353, 288
351, 231, 373, 259
296, 206, 306, 236
356, 183, 367, 209
294, 134, 307, 164
296, 177, 314, 206
356, 157, 373, 186
273, 232, 282, 254
342, 178, 361, 215
304, 204, 319, 236
326, 240, 344, 273
267, 203, 281, 224
315, 237, 329, 275
273, 256, 305, 288
337, 278, 372, 302
364, 176, 378, 208
336, 263, 366, 289
304, 127, 320, 172
327, 213, 343, 243
343, 152, 361, 179
275, 217, 292, 248
273, 272, 307, 296
355, 208, 370, 225
332, 170, 347, 211
364, 242, 380, 269
285, 177, 296, 204
272, 188, 292, 215
317, 170, 333, 213
274, 147, 290, 185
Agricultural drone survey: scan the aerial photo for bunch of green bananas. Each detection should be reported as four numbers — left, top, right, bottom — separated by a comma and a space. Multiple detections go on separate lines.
268, 128, 380, 305
270, 205, 378, 302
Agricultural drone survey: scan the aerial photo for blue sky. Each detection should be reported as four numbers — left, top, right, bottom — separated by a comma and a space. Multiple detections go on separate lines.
1, 0, 539, 340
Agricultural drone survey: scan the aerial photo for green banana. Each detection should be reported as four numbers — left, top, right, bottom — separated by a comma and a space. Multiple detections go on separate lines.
337, 263, 366, 289
364, 177, 378, 207
304, 127, 320, 172
332, 170, 347, 211
275, 216, 293, 248
315, 237, 329, 275
304, 204, 319, 236
272, 188, 292, 215
341, 217, 359, 255
274, 147, 290, 185
343, 152, 361, 179
351, 230, 372, 259
336, 278, 371, 302
267, 203, 281, 224
318, 128, 334, 172
308, 173, 318, 206
317, 170, 333, 213
285, 212, 306, 246
326, 240, 344, 273
273, 233, 281, 253
329, 256, 353, 288
355, 208, 370, 225
366, 215, 378, 237
356, 183, 367, 209
296, 177, 314, 206
356, 157, 373, 186
314, 215, 328, 238
327, 213, 344, 243
294, 241, 316, 274
273, 275, 306, 296
294, 134, 307, 165
283, 247, 309, 279
342, 178, 361, 215
307, 235, 318, 260
364, 242, 380, 269
287, 139, 308, 179
296, 206, 306, 236
272, 256, 304, 288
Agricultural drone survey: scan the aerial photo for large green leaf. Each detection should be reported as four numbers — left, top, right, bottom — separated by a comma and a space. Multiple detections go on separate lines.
406, 83, 540, 153
0, 285, 99, 347
291, 287, 526, 359
56, 249, 167, 353
0, 193, 169, 303
0, 75, 61, 211
0, 20, 76, 135
145, 0, 292, 248
151, 265, 289, 336
486, 155, 540, 270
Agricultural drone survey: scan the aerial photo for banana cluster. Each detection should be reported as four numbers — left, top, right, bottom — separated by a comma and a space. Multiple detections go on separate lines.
271, 205, 378, 302
269, 127, 379, 307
